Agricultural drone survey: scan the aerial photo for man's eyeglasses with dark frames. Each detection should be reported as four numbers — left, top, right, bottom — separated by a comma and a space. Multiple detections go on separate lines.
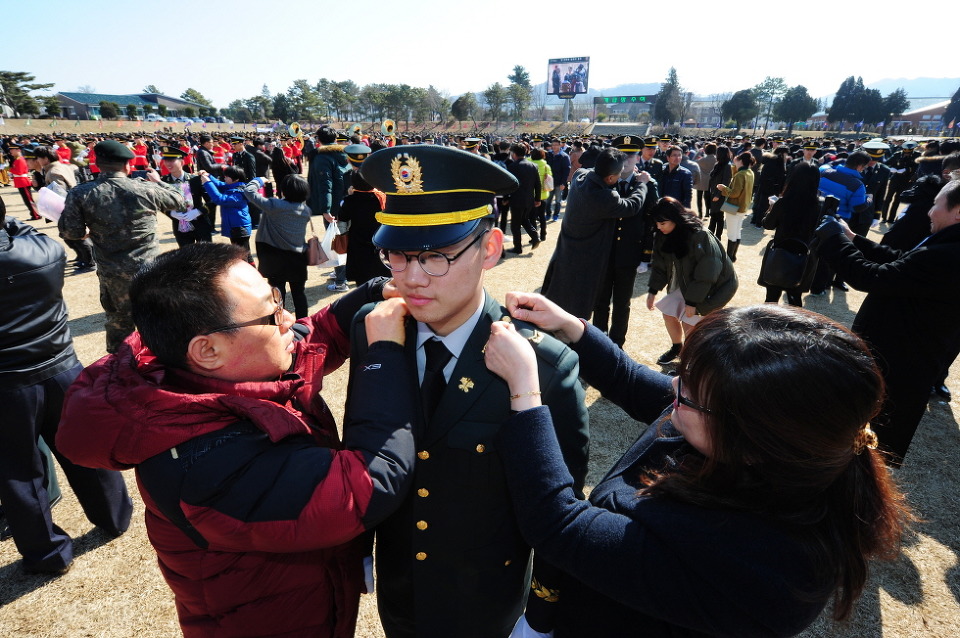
378, 229, 489, 277
204, 287, 284, 334
674, 378, 714, 414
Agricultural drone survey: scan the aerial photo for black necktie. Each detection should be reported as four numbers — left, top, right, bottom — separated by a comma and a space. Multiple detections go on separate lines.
421, 339, 453, 421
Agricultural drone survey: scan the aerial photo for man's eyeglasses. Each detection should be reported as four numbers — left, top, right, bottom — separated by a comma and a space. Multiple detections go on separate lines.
379, 229, 489, 277
204, 287, 284, 334
673, 378, 714, 414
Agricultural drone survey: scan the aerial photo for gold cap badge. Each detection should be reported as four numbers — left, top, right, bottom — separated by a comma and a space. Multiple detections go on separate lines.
391, 154, 424, 193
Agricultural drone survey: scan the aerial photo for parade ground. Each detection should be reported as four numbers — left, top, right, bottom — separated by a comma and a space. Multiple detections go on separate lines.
1, 185, 958, 638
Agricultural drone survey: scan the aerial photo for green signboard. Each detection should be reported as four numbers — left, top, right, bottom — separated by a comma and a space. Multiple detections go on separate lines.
593, 95, 656, 105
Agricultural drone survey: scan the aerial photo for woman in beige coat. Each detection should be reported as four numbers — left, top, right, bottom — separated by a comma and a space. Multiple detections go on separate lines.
716, 151, 755, 261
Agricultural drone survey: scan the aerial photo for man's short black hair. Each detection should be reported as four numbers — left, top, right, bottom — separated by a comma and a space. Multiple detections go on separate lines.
594, 148, 626, 179
846, 151, 871, 170
131, 243, 249, 369
33, 145, 58, 162
509, 144, 527, 158
316, 125, 337, 145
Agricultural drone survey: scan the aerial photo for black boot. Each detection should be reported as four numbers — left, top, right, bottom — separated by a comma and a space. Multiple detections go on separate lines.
726, 240, 739, 262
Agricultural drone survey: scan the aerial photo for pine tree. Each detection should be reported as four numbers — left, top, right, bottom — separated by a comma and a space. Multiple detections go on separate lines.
654, 68, 683, 126
774, 86, 819, 135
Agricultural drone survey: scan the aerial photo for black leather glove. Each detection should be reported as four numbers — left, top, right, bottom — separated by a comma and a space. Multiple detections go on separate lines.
815, 217, 844, 242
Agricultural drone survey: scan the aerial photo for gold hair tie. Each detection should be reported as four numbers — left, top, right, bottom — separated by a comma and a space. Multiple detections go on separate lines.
853, 424, 879, 455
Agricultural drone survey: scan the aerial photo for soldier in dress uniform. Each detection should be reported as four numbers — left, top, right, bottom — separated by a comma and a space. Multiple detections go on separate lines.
786, 139, 820, 181
58, 140, 187, 353
461, 137, 482, 154
882, 140, 919, 222
348, 145, 590, 638
861, 140, 892, 229
592, 135, 652, 347
636, 136, 665, 272
654, 134, 672, 162
159, 145, 213, 246
229, 136, 258, 227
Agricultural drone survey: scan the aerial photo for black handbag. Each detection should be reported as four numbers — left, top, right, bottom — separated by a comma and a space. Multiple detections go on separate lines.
757, 238, 810, 289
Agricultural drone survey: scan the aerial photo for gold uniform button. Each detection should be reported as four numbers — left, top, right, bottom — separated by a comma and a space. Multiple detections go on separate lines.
476, 444, 485, 453
416, 520, 428, 530
418, 450, 430, 460
416, 552, 427, 561
418, 488, 429, 498
504, 559, 512, 566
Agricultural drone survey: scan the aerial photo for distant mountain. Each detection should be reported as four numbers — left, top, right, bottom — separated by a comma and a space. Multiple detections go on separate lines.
865, 77, 959, 97
596, 82, 664, 97
816, 77, 959, 111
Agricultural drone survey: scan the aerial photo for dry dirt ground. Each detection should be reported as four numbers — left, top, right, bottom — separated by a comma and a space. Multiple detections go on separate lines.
0, 184, 958, 637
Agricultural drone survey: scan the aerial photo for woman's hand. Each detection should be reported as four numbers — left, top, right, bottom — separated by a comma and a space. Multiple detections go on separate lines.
365, 297, 409, 346
838, 218, 856, 240
505, 291, 584, 344
684, 305, 697, 318
485, 321, 542, 411
380, 278, 401, 300
646, 293, 656, 311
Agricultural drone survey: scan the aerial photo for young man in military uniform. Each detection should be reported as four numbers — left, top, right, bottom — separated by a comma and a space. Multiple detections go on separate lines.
882, 140, 919, 222
159, 145, 213, 246
786, 139, 820, 181
861, 141, 892, 229
654, 134, 672, 162
348, 145, 590, 638
636, 136, 665, 273
58, 140, 186, 353
591, 136, 652, 348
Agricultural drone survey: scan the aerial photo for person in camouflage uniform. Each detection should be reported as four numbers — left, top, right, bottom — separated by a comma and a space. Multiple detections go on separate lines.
59, 140, 186, 353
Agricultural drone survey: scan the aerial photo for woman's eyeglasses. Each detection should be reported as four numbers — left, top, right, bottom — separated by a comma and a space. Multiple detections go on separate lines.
674, 378, 714, 414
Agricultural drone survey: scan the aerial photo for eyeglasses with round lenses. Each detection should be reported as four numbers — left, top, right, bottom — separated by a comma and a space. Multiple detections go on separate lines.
673, 377, 714, 414
205, 287, 284, 334
379, 229, 489, 277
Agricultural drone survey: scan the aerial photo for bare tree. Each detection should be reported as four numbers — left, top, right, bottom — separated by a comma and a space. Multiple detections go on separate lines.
530, 84, 548, 121
710, 92, 732, 127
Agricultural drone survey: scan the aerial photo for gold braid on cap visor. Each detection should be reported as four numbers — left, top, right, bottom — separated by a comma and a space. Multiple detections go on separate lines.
376, 204, 493, 226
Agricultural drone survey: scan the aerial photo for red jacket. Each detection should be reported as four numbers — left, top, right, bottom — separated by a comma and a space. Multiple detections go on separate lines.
11, 157, 32, 188
132, 143, 149, 167
58, 303, 415, 638
57, 145, 72, 164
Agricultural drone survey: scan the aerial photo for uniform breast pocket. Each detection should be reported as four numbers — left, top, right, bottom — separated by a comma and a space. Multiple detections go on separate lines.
445, 421, 506, 497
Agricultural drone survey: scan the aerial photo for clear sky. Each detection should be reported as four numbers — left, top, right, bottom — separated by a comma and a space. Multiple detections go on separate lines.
5, 0, 955, 110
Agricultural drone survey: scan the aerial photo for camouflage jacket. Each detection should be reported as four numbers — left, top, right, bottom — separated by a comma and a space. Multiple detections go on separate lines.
59, 172, 186, 272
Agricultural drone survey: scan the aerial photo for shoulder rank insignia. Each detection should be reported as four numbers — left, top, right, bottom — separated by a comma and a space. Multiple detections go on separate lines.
531, 577, 560, 603
527, 330, 544, 344
458, 377, 474, 393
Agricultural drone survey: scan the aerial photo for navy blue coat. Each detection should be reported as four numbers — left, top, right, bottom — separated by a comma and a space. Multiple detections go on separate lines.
497, 325, 834, 637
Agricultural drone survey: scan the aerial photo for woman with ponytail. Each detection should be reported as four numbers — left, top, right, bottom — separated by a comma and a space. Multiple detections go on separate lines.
484, 301, 911, 638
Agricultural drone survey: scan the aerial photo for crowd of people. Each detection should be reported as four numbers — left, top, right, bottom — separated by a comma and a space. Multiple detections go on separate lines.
1, 122, 958, 637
